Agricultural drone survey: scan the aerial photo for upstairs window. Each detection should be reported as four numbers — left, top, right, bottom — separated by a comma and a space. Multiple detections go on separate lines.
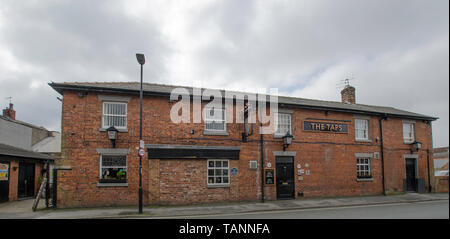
102, 102, 127, 129
403, 122, 415, 144
355, 119, 369, 141
99, 155, 127, 183
204, 108, 226, 132
275, 113, 292, 136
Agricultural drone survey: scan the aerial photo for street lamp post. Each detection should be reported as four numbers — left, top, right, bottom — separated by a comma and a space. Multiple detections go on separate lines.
136, 53, 145, 214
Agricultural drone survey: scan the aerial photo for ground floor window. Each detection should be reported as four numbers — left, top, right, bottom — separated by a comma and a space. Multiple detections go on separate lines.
99, 155, 127, 183
207, 159, 229, 186
357, 157, 372, 178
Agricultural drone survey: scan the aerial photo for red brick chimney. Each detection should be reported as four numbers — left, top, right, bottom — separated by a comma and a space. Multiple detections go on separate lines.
3, 103, 16, 120
341, 85, 355, 104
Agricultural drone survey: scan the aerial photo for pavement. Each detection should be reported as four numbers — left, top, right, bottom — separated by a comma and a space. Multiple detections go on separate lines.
0, 193, 448, 219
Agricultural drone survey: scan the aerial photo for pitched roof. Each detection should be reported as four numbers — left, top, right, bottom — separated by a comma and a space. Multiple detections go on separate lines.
0, 115, 47, 131
49, 81, 438, 121
0, 143, 53, 161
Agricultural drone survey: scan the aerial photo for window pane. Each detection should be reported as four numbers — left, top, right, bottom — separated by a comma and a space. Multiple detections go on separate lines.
215, 169, 222, 176
103, 103, 126, 127
215, 161, 222, 167
222, 161, 228, 167
101, 168, 126, 181
208, 177, 214, 184
355, 119, 368, 140
102, 156, 126, 167
223, 177, 229, 183
223, 169, 228, 176
205, 108, 224, 121
216, 177, 222, 184
205, 121, 225, 131
208, 161, 214, 167
208, 169, 214, 176
276, 113, 291, 134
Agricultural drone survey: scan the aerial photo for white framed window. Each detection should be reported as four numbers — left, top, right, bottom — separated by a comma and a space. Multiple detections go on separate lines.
204, 107, 226, 132
275, 113, 292, 136
355, 119, 369, 141
102, 102, 127, 129
207, 159, 230, 186
403, 122, 415, 143
356, 157, 371, 178
99, 155, 127, 183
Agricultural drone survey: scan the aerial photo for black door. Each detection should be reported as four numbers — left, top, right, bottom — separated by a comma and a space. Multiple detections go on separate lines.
18, 162, 35, 199
0, 161, 10, 202
276, 156, 295, 199
405, 159, 417, 192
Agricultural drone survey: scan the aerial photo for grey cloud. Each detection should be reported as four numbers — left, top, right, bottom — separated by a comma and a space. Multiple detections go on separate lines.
0, 0, 448, 146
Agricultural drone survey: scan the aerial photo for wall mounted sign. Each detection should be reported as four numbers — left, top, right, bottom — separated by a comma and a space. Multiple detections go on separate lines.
266, 162, 272, 168
0, 163, 9, 181
231, 168, 238, 176
265, 169, 274, 185
303, 121, 348, 133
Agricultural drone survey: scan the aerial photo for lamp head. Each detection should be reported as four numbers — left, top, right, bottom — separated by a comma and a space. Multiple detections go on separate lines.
136, 53, 145, 65
106, 126, 118, 140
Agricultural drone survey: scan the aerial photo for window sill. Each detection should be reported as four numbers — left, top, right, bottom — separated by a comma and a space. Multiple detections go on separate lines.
203, 130, 229, 136
356, 178, 373, 182
207, 184, 230, 188
99, 128, 128, 132
97, 183, 128, 187
355, 139, 372, 143
274, 134, 294, 139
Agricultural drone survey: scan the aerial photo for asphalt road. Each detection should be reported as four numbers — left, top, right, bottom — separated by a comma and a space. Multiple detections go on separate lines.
158, 200, 449, 219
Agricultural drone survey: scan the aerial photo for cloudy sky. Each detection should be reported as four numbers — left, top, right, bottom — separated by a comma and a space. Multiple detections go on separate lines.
0, 0, 448, 147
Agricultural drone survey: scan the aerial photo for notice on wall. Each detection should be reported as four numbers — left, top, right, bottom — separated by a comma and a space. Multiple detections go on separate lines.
0, 163, 9, 181
303, 121, 348, 133
265, 169, 274, 185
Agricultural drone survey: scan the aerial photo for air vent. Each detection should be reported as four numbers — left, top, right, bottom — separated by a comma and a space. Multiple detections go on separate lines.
249, 161, 257, 169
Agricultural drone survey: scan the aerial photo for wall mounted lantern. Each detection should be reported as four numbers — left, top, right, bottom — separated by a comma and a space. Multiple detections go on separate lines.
282, 132, 294, 151
106, 126, 119, 148
410, 141, 422, 154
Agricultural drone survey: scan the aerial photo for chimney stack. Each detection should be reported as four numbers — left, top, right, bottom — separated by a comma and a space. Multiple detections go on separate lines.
341, 84, 355, 104
3, 103, 16, 120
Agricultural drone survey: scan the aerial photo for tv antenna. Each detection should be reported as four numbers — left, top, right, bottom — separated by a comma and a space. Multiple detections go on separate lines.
5, 97, 12, 104
335, 74, 355, 90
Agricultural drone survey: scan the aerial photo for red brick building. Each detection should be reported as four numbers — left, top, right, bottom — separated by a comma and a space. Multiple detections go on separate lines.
49, 82, 437, 208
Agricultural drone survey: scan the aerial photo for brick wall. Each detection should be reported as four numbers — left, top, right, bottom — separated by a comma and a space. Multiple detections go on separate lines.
434, 176, 449, 193
56, 90, 434, 208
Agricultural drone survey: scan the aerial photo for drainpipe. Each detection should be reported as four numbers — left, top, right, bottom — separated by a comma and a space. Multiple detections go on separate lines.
260, 121, 265, 203
426, 148, 432, 193
427, 121, 433, 193
379, 115, 387, 196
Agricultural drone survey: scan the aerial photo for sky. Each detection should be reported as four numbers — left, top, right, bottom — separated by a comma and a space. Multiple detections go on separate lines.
0, 0, 448, 147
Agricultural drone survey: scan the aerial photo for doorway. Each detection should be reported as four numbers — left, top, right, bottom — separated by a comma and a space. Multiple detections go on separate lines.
276, 156, 295, 199
405, 158, 417, 192
18, 162, 35, 199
